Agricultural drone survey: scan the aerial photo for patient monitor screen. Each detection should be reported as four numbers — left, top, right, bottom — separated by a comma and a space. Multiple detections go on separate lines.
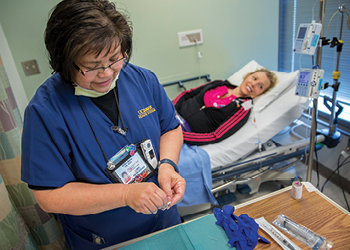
297, 27, 307, 39
295, 70, 312, 97
299, 71, 311, 85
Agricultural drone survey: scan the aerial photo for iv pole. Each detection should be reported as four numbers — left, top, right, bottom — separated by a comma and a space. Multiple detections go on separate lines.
328, 4, 346, 136
306, 2, 348, 182
306, 0, 326, 182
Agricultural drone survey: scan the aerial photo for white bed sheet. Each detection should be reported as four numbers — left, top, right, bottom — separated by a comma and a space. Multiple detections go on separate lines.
200, 76, 309, 170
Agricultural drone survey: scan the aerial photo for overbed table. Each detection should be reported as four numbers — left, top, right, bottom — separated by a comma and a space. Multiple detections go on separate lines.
102, 182, 350, 249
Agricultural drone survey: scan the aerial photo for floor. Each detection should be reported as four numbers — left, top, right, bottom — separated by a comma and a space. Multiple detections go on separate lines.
181, 160, 350, 222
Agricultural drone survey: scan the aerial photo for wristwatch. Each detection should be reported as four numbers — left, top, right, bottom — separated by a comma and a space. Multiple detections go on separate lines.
158, 158, 179, 173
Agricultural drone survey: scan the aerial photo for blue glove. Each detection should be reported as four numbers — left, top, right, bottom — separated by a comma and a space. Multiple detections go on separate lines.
213, 205, 270, 249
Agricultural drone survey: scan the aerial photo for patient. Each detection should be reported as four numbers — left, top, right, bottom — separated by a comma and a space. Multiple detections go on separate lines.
174, 68, 277, 134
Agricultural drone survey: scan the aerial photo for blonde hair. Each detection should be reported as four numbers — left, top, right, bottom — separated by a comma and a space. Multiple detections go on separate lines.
243, 68, 277, 93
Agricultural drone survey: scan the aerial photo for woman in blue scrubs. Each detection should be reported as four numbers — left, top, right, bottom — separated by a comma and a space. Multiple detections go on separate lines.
21, 0, 186, 249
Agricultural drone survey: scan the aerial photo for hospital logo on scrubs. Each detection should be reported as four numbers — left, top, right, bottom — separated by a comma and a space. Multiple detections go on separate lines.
138, 105, 155, 119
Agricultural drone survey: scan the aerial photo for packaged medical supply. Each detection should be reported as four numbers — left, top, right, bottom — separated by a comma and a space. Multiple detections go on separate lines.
272, 214, 333, 250
256, 217, 301, 250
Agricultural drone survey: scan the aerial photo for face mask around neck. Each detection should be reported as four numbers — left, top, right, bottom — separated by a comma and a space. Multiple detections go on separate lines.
74, 74, 118, 98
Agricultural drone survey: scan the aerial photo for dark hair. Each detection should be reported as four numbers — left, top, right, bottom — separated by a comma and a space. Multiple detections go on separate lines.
45, 0, 133, 84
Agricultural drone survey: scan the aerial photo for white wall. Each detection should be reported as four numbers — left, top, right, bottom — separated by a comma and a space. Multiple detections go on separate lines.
0, 0, 279, 101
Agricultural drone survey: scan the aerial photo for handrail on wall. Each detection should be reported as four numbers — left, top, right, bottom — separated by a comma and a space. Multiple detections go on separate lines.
162, 74, 211, 91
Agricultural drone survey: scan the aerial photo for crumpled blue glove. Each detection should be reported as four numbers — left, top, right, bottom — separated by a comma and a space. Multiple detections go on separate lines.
213, 205, 270, 249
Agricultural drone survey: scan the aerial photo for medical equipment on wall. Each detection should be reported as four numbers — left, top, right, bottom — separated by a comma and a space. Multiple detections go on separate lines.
295, 68, 324, 98
294, 22, 323, 55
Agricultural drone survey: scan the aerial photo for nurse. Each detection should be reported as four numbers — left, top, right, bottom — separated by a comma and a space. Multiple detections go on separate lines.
21, 0, 186, 249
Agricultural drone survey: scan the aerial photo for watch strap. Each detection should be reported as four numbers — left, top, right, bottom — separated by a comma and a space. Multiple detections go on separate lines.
158, 158, 179, 173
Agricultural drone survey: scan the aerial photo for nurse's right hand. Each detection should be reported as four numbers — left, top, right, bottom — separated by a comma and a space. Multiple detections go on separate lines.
122, 182, 168, 214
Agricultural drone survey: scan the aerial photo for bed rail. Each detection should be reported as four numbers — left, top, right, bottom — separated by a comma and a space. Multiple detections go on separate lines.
162, 74, 211, 91
211, 143, 323, 183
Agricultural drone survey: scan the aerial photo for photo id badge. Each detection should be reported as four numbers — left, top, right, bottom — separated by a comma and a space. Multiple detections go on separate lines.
105, 141, 157, 184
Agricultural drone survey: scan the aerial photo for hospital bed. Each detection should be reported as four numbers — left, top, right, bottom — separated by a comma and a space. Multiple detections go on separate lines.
163, 60, 325, 214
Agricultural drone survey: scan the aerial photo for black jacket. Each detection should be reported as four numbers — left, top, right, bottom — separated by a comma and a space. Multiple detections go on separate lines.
173, 80, 251, 145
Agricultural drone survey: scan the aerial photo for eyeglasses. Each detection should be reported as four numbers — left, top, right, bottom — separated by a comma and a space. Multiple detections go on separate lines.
73, 56, 126, 76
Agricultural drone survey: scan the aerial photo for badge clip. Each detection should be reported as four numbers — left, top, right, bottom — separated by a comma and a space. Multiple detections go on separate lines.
112, 126, 128, 136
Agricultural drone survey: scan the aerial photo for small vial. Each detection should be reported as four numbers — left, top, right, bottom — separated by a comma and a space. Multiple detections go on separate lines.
291, 181, 303, 199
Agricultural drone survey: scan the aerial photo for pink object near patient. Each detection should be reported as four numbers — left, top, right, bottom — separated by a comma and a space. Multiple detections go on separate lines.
203, 85, 237, 108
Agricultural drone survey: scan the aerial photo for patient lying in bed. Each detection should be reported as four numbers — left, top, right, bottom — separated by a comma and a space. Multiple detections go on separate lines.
173, 69, 277, 145
175, 60, 305, 208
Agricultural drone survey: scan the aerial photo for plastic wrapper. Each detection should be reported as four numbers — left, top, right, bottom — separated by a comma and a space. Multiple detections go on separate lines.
272, 214, 333, 250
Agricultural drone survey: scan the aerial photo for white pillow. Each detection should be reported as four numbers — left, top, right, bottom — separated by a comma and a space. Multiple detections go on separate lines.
227, 60, 264, 86
227, 60, 299, 113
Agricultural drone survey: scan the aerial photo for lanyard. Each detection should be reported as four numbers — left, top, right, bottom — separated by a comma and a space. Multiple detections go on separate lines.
111, 88, 129, 137
77, 87, 130, 163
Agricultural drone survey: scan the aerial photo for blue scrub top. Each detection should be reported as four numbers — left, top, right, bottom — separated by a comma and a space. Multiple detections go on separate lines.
21, 64, 181, 249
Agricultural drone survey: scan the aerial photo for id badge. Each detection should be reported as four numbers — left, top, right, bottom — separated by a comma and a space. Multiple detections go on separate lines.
105, 140, 158, 184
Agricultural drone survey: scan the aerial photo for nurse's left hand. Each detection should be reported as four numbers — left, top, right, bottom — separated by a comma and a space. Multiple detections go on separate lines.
157, 164, 186, 208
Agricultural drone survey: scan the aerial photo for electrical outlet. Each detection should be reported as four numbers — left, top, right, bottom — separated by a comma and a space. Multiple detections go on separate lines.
21, 59, 40, 76
178, 29, 203, 48
186, 33, 201, 43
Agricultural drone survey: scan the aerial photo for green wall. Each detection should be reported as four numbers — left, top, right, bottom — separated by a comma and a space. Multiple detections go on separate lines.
0, 0, 279, 101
